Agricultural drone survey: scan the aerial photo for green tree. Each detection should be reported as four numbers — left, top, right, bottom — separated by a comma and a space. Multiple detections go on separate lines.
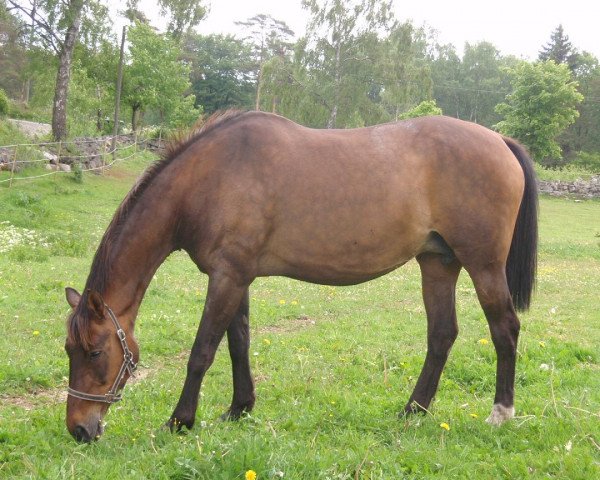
124, 22, 199, 131
301, 0, 394, 128
7, 0, 111, 140
0, 1, 27, 99
378, 21, 432, 120
398, 99, 442, 119
157, 0, 206, 39
561, 52, 600, 155
538, 24, 578, 71
182, 33, 255, 114
235, 14, 294, 110
495, 60, 584, 162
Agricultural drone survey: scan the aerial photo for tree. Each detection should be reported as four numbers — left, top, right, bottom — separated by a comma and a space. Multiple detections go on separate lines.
124, 22, 199, 131
560, 52, 600, 155
235, 14, 294, 110
157, 0, 206, 39
301, 0, 394, 128
398, 99, 442, 119
538, 24, 578, 71
182, 33, 255, 114
0, 1, 28, 99
6, 0, 111, 140
495, 60, 583, 162
378, 21, 432, 120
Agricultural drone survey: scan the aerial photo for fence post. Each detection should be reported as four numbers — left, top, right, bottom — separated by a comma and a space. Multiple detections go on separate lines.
101, 139, 107, 173
56, 140, 62, 167
8, 145, 18, 187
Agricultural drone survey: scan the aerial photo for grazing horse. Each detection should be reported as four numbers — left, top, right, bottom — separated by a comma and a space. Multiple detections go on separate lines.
64, 111, 537, 442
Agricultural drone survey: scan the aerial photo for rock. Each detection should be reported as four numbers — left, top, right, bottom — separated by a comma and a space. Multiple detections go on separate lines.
58, 163, 71, 172
43, 151, 59, 164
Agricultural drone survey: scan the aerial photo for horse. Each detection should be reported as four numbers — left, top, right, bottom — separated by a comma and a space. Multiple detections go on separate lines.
63, 111, 537, 442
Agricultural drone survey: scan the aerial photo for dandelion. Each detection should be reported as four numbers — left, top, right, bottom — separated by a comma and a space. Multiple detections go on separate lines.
469, 413, 478, 419
440, 422, 450, 431
539, 341, 546, 348
478, 338, 489, 345
291, 300, 298, 306
263, 338, 271, 345
279, 299, 286, 305
32, 330, 40, 336
245, 470, 257, 480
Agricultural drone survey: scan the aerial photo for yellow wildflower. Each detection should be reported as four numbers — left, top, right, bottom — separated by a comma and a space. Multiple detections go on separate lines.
539, 341, 546, 348
440, 422, 450, 431
263, 338, 271, 345
478, 338, 489, 345
291, 300, 298, 306
469, 413, 478, 419
245, 470, 257, 480
279, 299, 286, 305
32, 330, 40, 336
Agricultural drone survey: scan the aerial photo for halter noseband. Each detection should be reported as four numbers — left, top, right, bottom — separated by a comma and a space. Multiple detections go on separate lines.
67, 305, 137, 404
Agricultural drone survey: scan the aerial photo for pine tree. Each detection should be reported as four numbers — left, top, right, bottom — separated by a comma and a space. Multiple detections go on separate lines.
538, 24, 578, 70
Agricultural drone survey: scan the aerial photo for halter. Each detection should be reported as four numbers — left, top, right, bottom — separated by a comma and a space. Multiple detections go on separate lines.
67, 305, 137, 404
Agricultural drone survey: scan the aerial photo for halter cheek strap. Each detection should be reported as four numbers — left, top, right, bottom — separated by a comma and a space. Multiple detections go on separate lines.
67, 305, 137, 404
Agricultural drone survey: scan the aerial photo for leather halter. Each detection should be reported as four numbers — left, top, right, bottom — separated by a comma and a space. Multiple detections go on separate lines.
67, 305, 137, 404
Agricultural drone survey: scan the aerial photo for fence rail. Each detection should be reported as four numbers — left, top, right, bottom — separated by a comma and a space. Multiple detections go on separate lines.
0, 135, 148, 186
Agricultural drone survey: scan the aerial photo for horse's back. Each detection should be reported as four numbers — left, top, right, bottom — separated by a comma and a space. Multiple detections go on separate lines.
187, 113, 525, 283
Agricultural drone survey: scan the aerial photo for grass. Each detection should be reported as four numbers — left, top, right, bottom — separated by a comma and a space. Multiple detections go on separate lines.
0, 157, 599, 479
535, 163, 598, 182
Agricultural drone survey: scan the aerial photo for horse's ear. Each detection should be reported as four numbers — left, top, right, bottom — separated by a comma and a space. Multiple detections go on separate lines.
65, 287, 81, 309
86, 289, 105, 320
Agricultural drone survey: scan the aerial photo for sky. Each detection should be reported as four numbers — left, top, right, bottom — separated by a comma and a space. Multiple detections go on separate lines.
134, 0, 600, 60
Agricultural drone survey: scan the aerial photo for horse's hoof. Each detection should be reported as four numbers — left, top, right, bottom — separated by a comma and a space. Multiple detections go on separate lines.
401, 401, 427, 417
165, 416, 193, 433
220, 407, 248, 421
486, 404, 514, 426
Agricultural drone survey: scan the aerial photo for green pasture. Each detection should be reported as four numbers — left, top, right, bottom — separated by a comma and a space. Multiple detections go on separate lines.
0, 157, 599, 479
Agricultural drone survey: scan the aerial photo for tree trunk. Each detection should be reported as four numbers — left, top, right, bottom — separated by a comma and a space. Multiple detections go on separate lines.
51, 0, 84, 141
327, 41, 342, 129
255, 64, 263, 111
132, 104, 141, 132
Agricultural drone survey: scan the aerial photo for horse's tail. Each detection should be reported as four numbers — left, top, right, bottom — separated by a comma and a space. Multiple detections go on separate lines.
503, 136, 538, 311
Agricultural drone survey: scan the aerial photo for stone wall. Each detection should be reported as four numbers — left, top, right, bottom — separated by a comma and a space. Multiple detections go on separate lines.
537, 176, 600, 198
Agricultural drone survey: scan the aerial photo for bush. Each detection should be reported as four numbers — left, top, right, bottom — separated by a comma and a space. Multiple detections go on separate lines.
571, 151, 600, 173
399, 100, 443, 120
0, 89, 9, 117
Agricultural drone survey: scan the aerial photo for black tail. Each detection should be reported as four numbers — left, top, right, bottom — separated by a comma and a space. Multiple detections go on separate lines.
503, 137, 538, 311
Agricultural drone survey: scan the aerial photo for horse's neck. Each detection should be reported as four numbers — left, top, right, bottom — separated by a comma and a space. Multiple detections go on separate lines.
97, 193, 178, 324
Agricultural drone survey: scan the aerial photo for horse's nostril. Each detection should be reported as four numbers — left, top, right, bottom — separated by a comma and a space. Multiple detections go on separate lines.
73, 425, 92, 443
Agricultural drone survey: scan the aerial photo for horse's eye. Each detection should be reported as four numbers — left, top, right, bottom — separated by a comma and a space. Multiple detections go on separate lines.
89, 351, 102, 359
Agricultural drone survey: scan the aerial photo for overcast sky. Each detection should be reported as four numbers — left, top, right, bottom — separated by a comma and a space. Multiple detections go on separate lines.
148, 0, 600, 60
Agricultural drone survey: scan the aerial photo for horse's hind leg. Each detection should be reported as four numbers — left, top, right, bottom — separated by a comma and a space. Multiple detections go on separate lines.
404, 253, 462, 415
468, 263, 520, 425
222, 288, 255, 420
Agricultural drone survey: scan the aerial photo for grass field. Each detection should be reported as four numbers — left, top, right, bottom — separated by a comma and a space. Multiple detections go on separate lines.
0, 155, 599, 479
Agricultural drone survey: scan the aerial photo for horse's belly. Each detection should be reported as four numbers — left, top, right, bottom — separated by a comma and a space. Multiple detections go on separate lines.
258, 227, 423, 285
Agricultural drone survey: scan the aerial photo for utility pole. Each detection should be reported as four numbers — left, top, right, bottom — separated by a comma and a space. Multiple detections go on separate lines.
112, 25, 126, 162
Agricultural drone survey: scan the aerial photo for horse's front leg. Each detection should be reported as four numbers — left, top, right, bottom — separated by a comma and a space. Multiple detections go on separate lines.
167, 272, 248, 431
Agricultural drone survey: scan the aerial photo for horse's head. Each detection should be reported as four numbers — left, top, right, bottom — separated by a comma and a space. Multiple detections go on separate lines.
64, 287, 139, 442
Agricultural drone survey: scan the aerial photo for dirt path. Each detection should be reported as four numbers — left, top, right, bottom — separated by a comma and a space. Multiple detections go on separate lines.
8, 119, 51, 138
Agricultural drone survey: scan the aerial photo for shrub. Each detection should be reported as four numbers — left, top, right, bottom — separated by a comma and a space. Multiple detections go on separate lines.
0, 89, 9, 117
571, 151, 600, 173
399, 100, 443, 120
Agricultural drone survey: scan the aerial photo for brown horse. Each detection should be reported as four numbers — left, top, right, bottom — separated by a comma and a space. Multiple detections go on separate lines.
63, 111, 537, 442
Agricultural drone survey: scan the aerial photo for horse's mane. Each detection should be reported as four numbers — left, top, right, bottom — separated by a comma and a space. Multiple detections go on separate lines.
67, 110, 248, 348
